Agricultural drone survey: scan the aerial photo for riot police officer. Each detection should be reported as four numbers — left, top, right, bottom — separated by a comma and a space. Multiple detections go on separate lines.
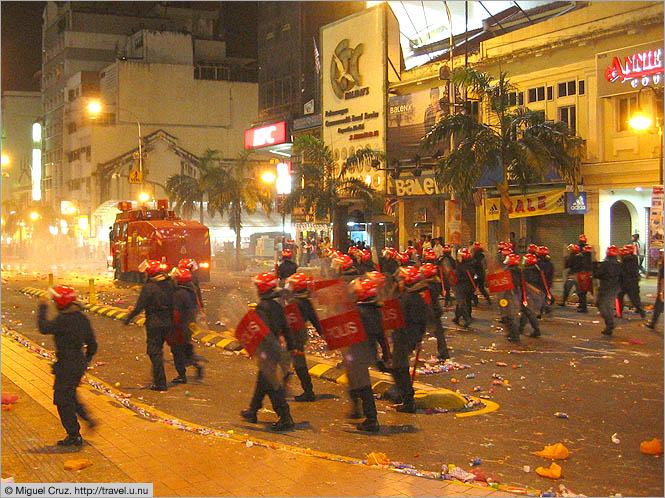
617, 245, 646, 319
422, 262, 450, 359
537, 246, 554, 312
520, 254, 544, 338
501, 253, 523, 342
169, 267, 203, 384
440, 245, 456, 307
561, 244, 582, 308
594, 246, 622, 336
38, 285, 98, 447
453, 248, 475, 327
124, 259, 175, 391
646, 250, 664, 329
471, 242, 491, 306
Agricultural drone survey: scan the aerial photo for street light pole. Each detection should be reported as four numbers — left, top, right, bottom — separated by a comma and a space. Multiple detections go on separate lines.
118, 108, 144, 192
632, 85, 664, 184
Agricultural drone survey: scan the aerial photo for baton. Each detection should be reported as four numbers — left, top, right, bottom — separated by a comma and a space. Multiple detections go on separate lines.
537, 266, 552, 301
411, 342, 422, 385
466, 270, 480, 295
520, 274, 528, 308
615, 297, 622, 318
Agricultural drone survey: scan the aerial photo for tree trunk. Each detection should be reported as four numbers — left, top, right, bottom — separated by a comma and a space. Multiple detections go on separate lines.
332, 204, 349, 253
235, 228, 242, 271
497, 180, 512, 242
199, 198, 204, 225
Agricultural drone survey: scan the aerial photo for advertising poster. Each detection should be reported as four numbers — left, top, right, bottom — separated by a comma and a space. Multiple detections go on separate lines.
649, 185, 664, 269
445, 199, 462, 245
485, 189, 566, 221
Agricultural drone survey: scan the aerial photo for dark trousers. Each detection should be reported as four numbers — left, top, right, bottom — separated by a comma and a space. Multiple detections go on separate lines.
292, 328, 313, 394
146, 326, 170, 387
248, 371, 291, 419
519, 306, 540, 333
391, 328, 419, 403
171, 344, 196, 377
428, 302, 449, 358
562, 277, 578, 303
618, 281, 644, 314
53, 363, 87, 437
454, 289, 473, 325
651, 297, 663, 325
598, 288, 618, 330
578, 291, 588, 311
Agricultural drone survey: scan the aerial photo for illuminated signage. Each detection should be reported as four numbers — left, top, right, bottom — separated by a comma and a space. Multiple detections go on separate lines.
276, 161, 292, 195
244, 122, 287, 149
605, 48, 663, 88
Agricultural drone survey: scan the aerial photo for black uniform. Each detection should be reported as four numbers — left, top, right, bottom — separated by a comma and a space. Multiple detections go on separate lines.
618, 253, 646, 318
647, 259, 663, 328
291, 292, 324, 399
356, 260, 377, 274
381, 258, 399, 299
245, 290, 295, 429
425, 276, 450, 359
501, 266, 523, 342
392, 285, 427, 412
519, 266, 543, 337
38, 302, 97, 443
471, 249, 491, 306
577, 250, 593, 312
190, 271, 204, 308
169, 282, 201, 381
441, 254, 456, 306
562, 252, 583, 306
124, 273, 175, 390
277, 259, 298, 283
453, 259, 475, 327
593, 256, 622, 335
537, 254, 554, 308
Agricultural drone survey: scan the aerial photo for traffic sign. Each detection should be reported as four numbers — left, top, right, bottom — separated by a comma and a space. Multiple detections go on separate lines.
128, 168, 143, 184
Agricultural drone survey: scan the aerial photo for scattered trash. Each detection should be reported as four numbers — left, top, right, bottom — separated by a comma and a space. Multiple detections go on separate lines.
114, 382, 120, 388
246, 440, 254, 448
611, 433, 621, 444
640, 438, 663, 455
523, 465, 531, 473
611, 374, 624, 379
185, 391, 190, 396
535, 462, 562, 479
623, 360, 629, 364
496, 362, 507, 367
447, 466, 476, 482
466, 373, 475, 379
629, 339, 646, 345
554, 412, 569, 419
367, 452, 391, 466
450, 378, 458, 383
470, 458, 481, 466
64, 459, 93, 471
534, 443, 570, 460
1, 394, 19, 405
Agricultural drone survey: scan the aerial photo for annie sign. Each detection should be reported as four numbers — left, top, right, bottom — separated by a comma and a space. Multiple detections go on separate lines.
597, 42, 664, 97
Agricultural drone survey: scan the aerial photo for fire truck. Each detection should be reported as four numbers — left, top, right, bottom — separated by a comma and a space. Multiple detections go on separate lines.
109, 200, 210, 282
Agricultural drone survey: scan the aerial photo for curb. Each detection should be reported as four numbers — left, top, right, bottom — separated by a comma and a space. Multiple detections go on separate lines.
1, 326, 521, 496
18, 286, 499, 417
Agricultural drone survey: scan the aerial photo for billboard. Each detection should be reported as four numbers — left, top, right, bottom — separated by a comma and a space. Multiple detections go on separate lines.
596, 41, 664, 98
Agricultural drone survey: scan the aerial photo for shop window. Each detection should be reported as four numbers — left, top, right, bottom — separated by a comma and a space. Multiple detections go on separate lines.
559, 105, 576, 134
547, 86, 553, 101
578, 80, 585, 95
528, 86, 545, 103
508, 92, 517, 107
617, 95, 638, 132
558, 80, 577, 98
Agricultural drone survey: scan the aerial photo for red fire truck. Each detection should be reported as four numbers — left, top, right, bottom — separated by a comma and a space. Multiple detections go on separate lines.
110, 200, 210, 282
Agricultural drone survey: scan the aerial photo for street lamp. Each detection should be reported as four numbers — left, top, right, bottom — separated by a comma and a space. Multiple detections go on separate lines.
261, 171, 276, 184
138, 192, 150, 204
29, 211, 39, 221
88, 100, 144, 189
629, 85, 664, 184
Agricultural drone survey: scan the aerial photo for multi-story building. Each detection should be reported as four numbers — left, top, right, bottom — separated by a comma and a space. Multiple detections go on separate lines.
1, 91, 42, 206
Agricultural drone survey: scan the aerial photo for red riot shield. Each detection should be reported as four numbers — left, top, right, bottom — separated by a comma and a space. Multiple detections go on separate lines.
381, 298, 406, 330
235, 310, 271, 356
319, 309, 367, 350
576, 271, 593, 294
487, 270, 515, 293
283, 302, 306, 333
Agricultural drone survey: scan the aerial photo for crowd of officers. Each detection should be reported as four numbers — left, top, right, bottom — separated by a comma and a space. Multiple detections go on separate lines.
36, 235, 663, 444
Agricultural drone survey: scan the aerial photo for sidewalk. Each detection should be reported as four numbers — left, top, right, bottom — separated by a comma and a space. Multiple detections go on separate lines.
1, 334, 511, 497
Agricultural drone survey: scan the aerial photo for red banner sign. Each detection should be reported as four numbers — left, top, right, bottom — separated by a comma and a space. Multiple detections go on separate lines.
319, 309, 367, 350
487, 271, 515, 293
234, 310, 271, 356
576, 271, 593, 294
381, 298, 405, 330
283, 302, 306, 333
244, 121, 287, 149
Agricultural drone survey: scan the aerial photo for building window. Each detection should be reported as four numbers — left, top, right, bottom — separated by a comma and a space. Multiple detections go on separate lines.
68, 122, 77, 134
528, 86, 545, 103
558, 80, 577, 98
559, 105, 576, 133
617, 95, 638, 132
547, 86, 553, 101
578, 80, 585, 95
134, 34, 143, 49
509, 92, 517, 107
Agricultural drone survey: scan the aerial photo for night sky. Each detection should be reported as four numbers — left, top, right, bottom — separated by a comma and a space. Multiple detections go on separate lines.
1, 1, 257, 93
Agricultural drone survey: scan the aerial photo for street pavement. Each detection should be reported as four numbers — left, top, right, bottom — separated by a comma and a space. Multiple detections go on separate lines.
1, 261, 663, 497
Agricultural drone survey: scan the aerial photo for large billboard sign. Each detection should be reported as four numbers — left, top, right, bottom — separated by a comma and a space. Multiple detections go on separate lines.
244, 121, 287, 149
597, 41, 664, 97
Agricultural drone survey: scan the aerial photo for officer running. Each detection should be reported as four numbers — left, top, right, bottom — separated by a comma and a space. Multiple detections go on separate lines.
124, 259, 175, 391
421, 262, 451, 360
520, 254, 544, 338
471, 242, 492, 306
561, 244, 582, 309
453, 248, 475, 328
38, 285, 98, 447
594, 245, 622, 336
617, 245, 646, 319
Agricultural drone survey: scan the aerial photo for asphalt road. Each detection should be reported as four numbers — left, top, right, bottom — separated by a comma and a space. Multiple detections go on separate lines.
2, 262, 663, 496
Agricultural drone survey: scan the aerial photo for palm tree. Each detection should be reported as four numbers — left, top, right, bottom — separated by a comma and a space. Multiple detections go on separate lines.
423, 67, 585, 240
285, 135, 383, 251
205, 150, 273, 270
165, 149, 220, 223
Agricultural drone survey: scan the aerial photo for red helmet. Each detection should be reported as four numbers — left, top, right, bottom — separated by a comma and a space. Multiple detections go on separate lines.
285, 272, 310, 292
579, 234, 587, 243
502, 241, 514, 250
324, 247, 337, 258
458, 248, 472, 260
423, 248, 437, 261
620, 245, 633, 256
365, 271, 386, 288
173, 267, 192, 283
524, 254, 538, 266
254, 272, 279, 294
527, 244, 538, 254
421, 262, 439, 278
49, 285, 77, 309
538, 246, 550, 256
358, 249, 372, 262
399, 265, 423, 285
348, 246, 358, 255
382, 247, 397, 259
473, 242, 482, 250
281, 249, 293, 260
407, 246, 418, 257
333, 254, 354, 271
568, 244, 581, 253
397, 252, 410, 265
178, 258, 198, 271
606, 245, 619, 257
139, 259, 162, 276
501, 248, 513, 256
504, 253, 521, 266
352, 278, 378, 301
442, 245, 452, 254
583, 245, 593, 253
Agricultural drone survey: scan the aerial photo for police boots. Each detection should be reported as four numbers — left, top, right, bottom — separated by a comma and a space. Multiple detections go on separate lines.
356, 386, 380, 433
347, 389, 363, 419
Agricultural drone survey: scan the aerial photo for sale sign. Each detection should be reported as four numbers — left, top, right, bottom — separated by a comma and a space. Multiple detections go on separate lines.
234, 310, 271, 356
487, 270, 515, 293
319, 309, 367, 350
283, 302, 306, 333
576, 271, 593, 293
381, 298, 405, 330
